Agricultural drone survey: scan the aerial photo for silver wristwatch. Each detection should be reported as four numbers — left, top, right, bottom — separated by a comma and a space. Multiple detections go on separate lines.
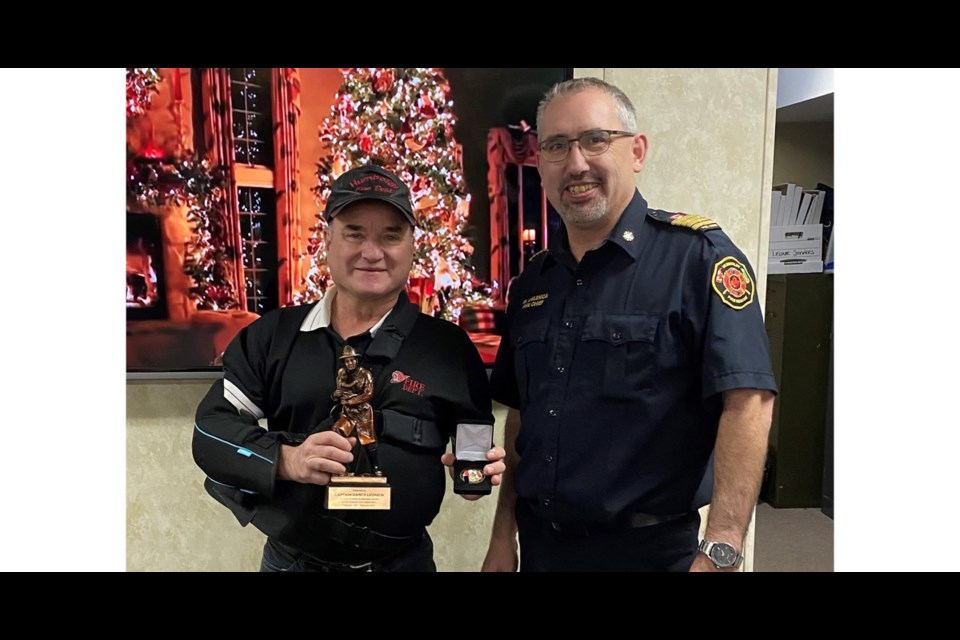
698, 540, 743, 569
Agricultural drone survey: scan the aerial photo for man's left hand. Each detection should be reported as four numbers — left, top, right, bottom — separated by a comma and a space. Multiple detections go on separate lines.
440, 447, 507, 501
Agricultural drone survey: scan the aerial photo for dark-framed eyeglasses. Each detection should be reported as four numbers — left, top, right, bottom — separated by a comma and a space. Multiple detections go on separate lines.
538, 129, 636, 163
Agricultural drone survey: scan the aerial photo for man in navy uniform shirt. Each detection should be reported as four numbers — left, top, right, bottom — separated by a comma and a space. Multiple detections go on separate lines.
193, 164, 505, 572
483, 78, 777, 572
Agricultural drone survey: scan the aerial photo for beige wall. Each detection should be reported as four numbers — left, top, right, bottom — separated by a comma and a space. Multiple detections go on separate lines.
128, 380, 263, 571
127, 68, 778, 571
772, 122, 834, 189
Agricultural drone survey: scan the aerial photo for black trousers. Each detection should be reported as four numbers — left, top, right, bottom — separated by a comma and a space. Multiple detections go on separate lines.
516, 499, 700, 572
260, 531, 436, 572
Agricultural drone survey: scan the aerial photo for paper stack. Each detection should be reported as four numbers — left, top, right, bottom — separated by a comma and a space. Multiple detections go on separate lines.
769, 183, 824, 274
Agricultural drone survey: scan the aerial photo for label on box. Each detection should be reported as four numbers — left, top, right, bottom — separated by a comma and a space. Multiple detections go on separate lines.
770, 245, 822, 260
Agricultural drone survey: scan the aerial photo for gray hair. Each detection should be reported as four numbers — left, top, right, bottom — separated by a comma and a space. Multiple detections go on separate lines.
536, 77, 638, 135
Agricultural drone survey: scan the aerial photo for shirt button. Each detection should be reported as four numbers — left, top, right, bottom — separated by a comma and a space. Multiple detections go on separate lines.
564, 321, 574, 329
556, 366, 565, 374
548, 408, 558, 417
542, 498, 551, 507
545, 455, 553, 463
575, 279, 584, 286
612, 331, 622, 342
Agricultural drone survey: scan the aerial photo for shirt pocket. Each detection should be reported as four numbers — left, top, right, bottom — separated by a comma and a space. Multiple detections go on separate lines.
513, 318, 551, 409
580, 312, 659, 401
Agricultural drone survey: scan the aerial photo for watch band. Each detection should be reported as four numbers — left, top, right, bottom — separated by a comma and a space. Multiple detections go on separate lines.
698, 539, 744, 569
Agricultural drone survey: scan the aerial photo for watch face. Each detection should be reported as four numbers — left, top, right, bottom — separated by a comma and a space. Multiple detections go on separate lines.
709, 543, 739, 567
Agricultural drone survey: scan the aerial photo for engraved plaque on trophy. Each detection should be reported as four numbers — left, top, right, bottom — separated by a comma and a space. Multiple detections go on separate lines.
325, 345, 391, 510
453, 422, 494, 495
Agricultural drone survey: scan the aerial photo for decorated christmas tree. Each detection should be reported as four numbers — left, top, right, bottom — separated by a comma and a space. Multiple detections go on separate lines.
126, 68, 162, 118
297, 68, 494, 321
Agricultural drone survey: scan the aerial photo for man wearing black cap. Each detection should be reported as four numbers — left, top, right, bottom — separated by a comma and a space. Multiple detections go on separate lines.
193, 164, 505, 572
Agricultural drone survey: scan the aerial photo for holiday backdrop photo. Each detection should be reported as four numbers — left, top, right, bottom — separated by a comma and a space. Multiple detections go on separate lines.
126, 68, 569, 372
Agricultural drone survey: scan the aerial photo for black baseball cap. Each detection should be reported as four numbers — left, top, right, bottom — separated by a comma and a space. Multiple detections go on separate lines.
324, 164, 417, 227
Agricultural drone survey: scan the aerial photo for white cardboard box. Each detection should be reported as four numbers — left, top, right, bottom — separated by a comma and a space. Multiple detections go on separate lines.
767, 259, 823, 274
769, 224, 823, 244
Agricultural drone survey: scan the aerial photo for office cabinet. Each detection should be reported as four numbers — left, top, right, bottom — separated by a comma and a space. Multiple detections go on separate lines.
762, 273, 833, 508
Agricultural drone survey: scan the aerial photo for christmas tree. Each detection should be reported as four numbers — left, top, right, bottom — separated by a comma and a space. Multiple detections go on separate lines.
297, 68, 494, 321
126, 68, 162, 118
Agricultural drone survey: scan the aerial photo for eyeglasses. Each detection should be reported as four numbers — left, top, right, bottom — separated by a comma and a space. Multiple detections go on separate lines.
538, 129, 636, 163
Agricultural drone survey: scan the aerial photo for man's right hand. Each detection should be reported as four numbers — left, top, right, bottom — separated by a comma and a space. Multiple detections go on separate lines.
277, 431, 356, 485
481, 534, 519, 572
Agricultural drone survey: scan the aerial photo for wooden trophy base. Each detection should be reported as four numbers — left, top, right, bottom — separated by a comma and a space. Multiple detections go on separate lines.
325, 475, 391, 510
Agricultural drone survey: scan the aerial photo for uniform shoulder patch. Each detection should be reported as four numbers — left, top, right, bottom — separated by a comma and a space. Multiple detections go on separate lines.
711, 256, 755, 310
646, 209, 720, 232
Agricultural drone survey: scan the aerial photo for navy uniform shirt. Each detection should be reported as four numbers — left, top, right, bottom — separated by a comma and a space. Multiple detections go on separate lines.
194, 290, 492, 563
490, 191, 777, 523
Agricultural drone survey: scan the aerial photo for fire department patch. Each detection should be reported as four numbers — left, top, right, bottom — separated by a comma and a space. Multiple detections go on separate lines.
711, 257, 754, 310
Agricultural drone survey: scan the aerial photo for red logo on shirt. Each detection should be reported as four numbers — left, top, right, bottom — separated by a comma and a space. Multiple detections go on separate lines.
390, 370, 425, 396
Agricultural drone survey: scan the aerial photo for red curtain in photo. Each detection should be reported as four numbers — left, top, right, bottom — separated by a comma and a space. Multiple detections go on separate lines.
199, 68, 246, 310
486, 127, 539, 296
272, 68, 301, 306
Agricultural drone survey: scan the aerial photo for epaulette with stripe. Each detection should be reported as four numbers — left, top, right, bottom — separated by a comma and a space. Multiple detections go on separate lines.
646, 208, 720, 232
528, 249, 549, 262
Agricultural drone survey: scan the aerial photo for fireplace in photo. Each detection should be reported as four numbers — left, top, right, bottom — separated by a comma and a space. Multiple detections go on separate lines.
127, 211, 167, 321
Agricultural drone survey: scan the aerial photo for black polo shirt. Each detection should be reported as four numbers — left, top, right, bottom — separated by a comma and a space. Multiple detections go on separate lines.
194, 290, 492, 563
490, 191, 777, 523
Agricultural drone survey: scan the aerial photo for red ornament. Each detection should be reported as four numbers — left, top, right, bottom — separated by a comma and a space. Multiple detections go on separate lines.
359, 134, 373, 154
413, 175, 430, 192
140, 144, 165, 160
419, 94, 437, 118
374, 69, 395, 93
407, 276, 435, 308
